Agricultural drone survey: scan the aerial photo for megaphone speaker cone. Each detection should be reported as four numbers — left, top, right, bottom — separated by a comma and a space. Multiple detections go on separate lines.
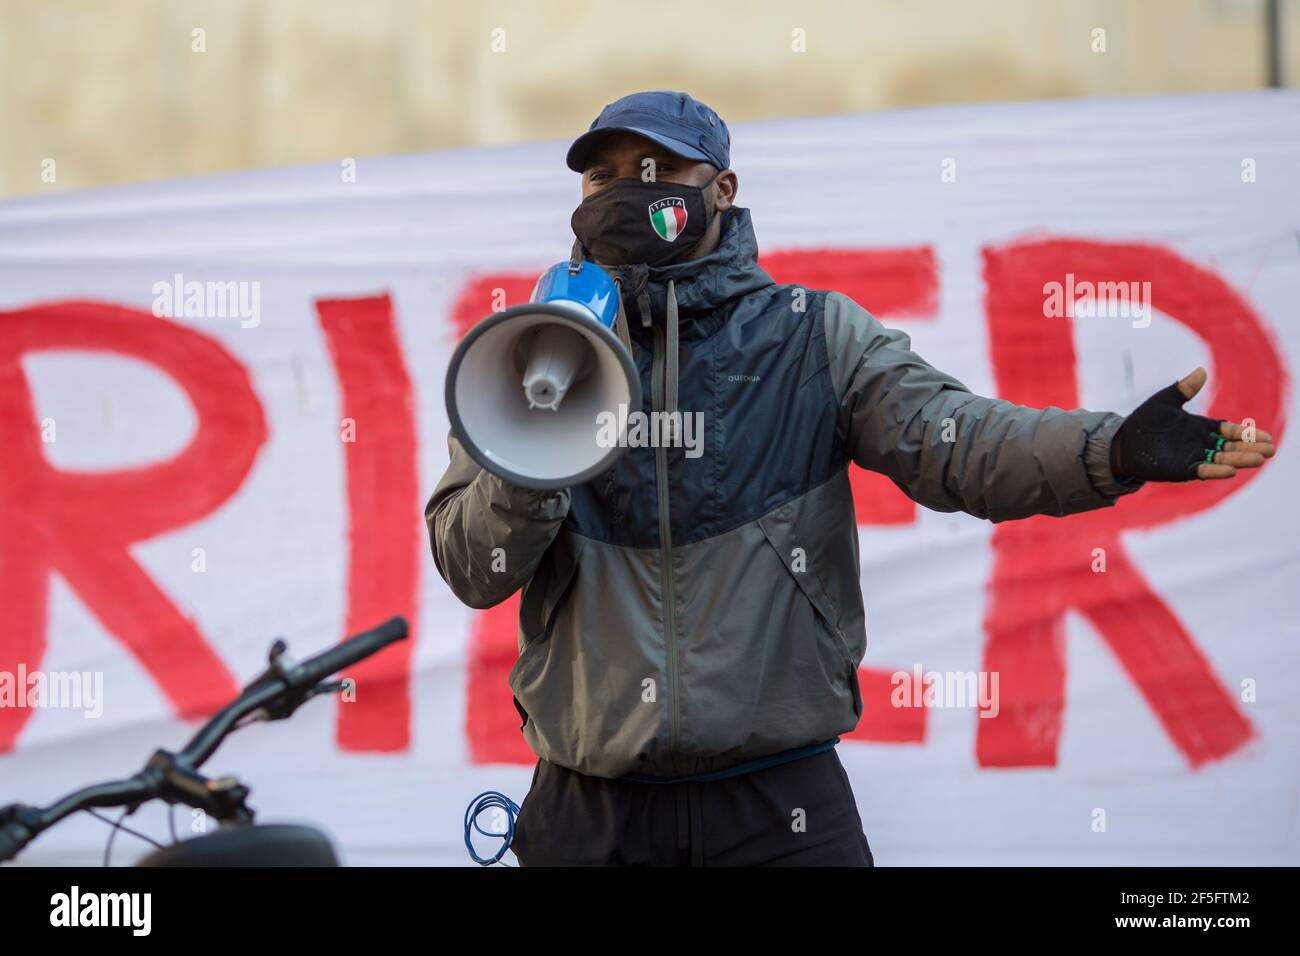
521, 324, 590, 411
445, 298, 641, 490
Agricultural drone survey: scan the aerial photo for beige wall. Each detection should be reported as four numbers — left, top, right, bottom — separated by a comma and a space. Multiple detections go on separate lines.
1, 0, 1295, 198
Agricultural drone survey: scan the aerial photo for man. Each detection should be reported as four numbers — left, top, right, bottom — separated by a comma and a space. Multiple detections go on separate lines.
428, 91, 1274, 866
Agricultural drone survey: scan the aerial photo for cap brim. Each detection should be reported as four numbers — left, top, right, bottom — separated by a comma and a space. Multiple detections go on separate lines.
565, 126, 712, 172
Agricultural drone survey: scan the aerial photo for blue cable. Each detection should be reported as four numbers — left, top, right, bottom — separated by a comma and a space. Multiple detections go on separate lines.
463, 790, 521, 865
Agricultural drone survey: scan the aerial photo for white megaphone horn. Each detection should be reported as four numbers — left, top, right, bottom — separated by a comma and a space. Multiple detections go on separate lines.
445, 259, 642, 489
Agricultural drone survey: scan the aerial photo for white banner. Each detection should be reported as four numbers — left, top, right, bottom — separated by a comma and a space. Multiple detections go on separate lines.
1, 91, 1297, 865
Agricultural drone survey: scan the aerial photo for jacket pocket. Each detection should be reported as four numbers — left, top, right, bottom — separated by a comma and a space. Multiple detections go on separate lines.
510, 531, 585, 710
518, 532, 585, 647
757, 509, 862, 718
757, 513, 851, 665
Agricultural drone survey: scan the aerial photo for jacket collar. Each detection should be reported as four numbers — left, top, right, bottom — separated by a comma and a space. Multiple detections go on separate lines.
581, 206, 773, 331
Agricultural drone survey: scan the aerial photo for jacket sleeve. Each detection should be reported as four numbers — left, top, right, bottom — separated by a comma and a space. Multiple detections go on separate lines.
425, 432, 570, 609
822, 291, 1143, 522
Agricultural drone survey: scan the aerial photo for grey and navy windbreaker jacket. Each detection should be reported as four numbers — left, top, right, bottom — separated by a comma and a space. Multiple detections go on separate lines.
427, 206, 1140, 780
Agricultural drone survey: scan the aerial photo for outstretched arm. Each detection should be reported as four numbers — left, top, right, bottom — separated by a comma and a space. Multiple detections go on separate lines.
824, 291, 1137, 522
822, 294, 1275, 522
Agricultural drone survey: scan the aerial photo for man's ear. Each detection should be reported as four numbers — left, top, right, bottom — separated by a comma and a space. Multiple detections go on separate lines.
713, 170, 738, 211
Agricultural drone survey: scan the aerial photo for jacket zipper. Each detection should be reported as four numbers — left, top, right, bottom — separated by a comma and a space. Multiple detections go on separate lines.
648, 307, 681, 770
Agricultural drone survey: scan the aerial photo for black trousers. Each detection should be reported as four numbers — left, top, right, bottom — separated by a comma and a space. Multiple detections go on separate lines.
510, 748, 874, 867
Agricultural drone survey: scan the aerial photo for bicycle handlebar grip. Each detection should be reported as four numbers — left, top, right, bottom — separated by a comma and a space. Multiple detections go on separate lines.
293, 616, 409, 687
0, 823, 31, 863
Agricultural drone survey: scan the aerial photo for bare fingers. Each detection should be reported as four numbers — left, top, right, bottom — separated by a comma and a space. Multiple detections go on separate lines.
1195, 462, 1237, 480
1219, 420, 1275, 448
1220, 440, 1274, 457
1212, 450, 1266, 468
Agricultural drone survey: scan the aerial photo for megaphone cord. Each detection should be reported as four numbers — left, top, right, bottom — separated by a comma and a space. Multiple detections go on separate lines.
463, 790, 521, 865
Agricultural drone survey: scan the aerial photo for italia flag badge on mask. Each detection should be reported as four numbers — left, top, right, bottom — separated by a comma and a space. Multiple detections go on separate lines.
570, 174, 717, 266
648, 197, 687, 242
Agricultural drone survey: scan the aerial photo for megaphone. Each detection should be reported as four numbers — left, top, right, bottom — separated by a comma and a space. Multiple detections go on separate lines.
445, 260, 642, 489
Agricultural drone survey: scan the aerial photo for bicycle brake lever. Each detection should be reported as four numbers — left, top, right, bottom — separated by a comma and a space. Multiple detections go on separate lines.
253, 681, 333, 722
234, 639, 317, 721
239, 638, 295, 694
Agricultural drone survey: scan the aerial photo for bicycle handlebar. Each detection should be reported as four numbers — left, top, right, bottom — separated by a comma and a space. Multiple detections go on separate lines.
0, 826, 24, 864
0, 616, 409, 863
289, 615, 408, 690
176, 616, 409, 768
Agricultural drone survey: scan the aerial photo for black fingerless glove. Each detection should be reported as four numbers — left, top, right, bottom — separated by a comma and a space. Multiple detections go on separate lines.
1112, 382, 1225, 482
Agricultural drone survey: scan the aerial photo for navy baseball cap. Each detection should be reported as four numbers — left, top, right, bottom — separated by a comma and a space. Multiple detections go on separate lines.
566, 90, 731, 173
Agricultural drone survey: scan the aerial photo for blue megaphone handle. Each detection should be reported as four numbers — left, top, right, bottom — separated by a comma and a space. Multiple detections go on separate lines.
529, 260, 620, 332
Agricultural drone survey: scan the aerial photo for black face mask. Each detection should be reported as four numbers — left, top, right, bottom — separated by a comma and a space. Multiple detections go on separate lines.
571, 173, 720, 267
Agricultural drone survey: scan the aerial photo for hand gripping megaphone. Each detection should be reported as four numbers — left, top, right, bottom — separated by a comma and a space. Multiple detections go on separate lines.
445, 260, 642, 489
